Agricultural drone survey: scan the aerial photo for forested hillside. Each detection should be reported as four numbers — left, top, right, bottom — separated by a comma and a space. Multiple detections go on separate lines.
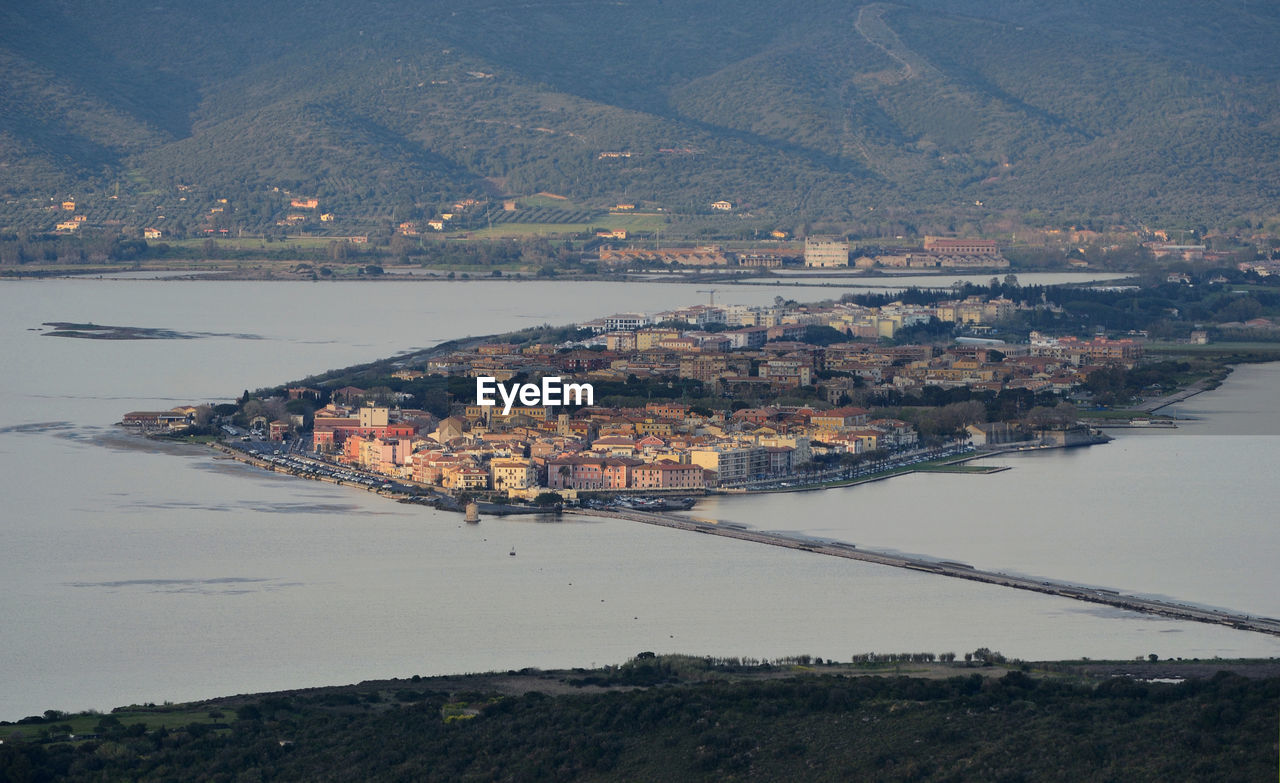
2, 658, 1277, 781
2, 0, 1279, 233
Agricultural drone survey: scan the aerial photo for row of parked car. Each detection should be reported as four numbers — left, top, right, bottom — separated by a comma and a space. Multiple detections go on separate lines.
239, 446, 397, 491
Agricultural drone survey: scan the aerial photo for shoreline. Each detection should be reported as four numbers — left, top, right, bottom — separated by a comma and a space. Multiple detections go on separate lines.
204, 432, 1280, 641
203, 437, 999, 503
131, 304, 1268, 646
194, 429, 1280, 639
1129, 376, 1218, 413
1, 264, 1127, 287
190, 422, 1280, 641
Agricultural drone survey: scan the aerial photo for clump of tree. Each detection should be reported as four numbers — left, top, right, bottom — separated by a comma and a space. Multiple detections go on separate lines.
531, 492, 563, 507
1025, 402, 1078, 431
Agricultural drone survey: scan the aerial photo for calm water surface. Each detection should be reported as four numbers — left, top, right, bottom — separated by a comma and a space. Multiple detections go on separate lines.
690, 364, 1280, 618
1, 279, 1275, 720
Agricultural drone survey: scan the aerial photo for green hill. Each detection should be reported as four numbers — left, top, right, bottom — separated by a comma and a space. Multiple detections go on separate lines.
2, 1, 1279, 233
2, 657, 1277, 781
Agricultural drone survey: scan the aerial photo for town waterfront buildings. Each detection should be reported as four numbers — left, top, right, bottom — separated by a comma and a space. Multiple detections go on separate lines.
147, 292, 1143, 501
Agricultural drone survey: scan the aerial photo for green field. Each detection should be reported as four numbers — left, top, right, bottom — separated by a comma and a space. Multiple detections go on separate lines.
517, 194, 576, 208
13, 706, 227, 737
164, 236, 346, 251
459, 222, 597, 239
453, 211, 667, 239
599, 212, 668, 231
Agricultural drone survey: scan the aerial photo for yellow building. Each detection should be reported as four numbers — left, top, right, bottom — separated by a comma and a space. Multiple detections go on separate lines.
636, 328, 680, 350
357, 439, 384, 469
463, 404, 548, 421
635, 419, 675, 437
443, 465, 489, 491
490, 459, 536, 491
359, 406, 389, 428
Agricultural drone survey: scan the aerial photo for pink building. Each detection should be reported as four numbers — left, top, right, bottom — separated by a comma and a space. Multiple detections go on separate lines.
546, 456, 638, 490
313, 416, 416, 452
631, 462, 705, 490
547, 456, 607, 490
413, 452, 471, 485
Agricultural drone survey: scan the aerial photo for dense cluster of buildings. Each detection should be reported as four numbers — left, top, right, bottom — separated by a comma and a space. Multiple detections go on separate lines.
592, 237, 1008, 270
259, 297, 1142, 499
122, 288, 1149, 500
297, 398, 917, 498
597, 246, 782, 268
121, 408, 199, 430
577, 297, 1022, 341
122, 286, 1149, 503
1238, 260, 1280, 277
810, 235, 1009, 269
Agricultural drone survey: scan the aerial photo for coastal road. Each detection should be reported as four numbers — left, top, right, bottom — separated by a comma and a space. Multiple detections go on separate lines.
567, 508, 1280, 639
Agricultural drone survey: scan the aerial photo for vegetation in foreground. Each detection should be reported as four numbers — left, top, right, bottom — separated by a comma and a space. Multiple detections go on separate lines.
1, 655, 1276, 782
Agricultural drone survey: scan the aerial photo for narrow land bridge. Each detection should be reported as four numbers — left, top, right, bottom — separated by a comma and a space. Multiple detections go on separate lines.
567, 508, 1280, 639
212, 441, 1279, 638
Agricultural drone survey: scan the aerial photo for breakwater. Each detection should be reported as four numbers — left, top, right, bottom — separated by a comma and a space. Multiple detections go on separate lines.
212, 441, 1279, 638
1131, 377, 1215, 412
568, 508, 1280, 638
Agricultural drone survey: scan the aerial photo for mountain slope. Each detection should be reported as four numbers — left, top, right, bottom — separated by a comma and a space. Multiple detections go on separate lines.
2, 0, 1278, 230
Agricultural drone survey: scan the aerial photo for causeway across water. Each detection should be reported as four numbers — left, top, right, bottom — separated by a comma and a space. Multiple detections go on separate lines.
568, 508, 1280, 638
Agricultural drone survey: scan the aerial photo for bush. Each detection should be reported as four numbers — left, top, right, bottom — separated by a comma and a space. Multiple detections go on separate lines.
532, 492, 563, 507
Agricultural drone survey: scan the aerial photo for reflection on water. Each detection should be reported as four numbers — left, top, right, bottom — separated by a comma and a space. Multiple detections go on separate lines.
0, 421, 76, 434
125, 499, 393, 515
66, 577, 302, 595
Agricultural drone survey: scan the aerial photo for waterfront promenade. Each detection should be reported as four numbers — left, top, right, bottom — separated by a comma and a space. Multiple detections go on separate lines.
568, 507, 1280, 639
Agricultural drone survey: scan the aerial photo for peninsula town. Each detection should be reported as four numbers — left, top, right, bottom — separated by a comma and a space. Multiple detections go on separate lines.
117, 241, 1206, 505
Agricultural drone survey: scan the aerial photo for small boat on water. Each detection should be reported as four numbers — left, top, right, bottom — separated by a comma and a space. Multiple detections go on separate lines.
509, 547, 516, 557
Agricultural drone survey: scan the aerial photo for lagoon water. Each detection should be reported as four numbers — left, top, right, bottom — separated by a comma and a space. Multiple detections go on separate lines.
688, 365, 1280, 618
1, 278, 1277, 720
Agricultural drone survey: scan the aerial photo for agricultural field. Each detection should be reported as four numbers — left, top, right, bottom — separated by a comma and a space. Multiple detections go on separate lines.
457, 204, 667, 239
